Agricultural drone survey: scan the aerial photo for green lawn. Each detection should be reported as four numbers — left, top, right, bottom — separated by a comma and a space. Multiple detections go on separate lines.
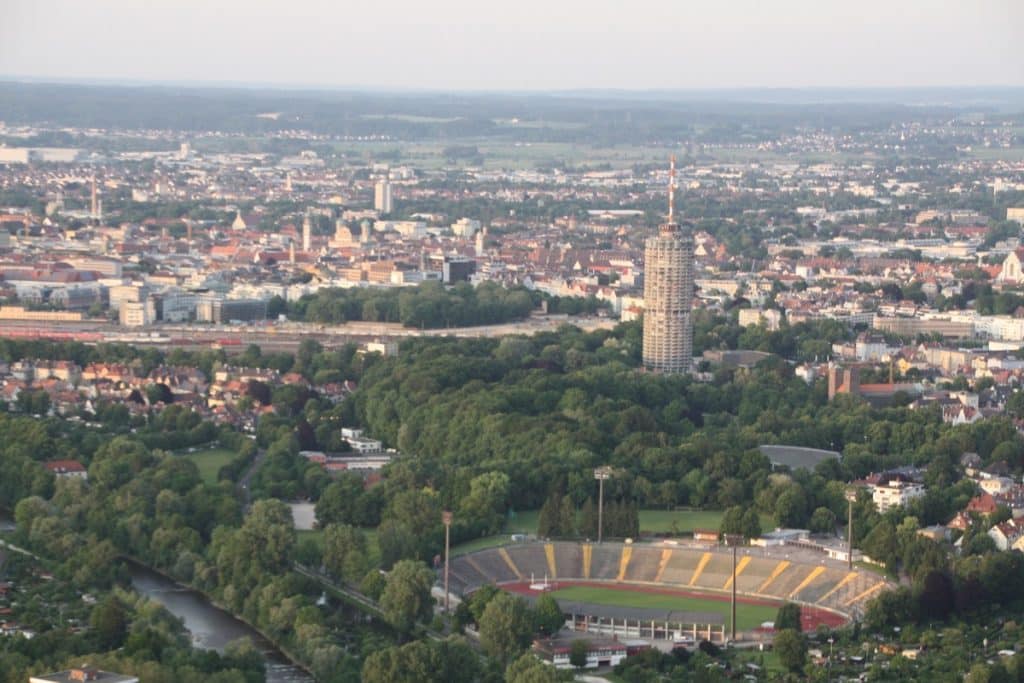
506, 510, 538, 534
549, 585, 778, 632
503, 509, 774, 536
638, 510, 775, 534
452, 508, 775, 556
184, 447, 236, 485
451, 535, 514, 557
297, 528, 324, 548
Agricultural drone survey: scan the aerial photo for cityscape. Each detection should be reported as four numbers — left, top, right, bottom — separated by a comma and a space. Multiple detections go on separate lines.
2, 2, 1024, 683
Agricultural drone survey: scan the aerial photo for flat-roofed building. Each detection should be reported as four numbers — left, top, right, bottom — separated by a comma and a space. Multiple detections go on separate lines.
30, 667, 138, 683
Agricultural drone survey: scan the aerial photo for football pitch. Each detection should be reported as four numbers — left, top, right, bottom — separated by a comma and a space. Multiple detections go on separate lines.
548, 585, 779, 632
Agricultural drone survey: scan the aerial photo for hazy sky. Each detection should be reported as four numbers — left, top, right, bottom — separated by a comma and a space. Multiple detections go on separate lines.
2, 0, 1023, 90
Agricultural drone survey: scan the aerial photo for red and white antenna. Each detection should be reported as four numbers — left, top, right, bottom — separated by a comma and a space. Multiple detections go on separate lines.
668, 155, 677, 223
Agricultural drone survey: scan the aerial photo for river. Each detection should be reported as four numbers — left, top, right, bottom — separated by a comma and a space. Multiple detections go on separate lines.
128, 563, 316, 683
0, 507, 313, 683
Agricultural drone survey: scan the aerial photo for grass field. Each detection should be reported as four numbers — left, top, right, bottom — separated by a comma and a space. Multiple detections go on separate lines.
455, 508, 774, 555
184, 447, 236, 485
503, 509, 774, 535
549, 585, 778, 632
636, 510, 774, 534
451, 535, 514, 557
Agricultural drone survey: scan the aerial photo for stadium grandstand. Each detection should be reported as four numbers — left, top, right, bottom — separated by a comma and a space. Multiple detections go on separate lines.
448, 541, 890, 635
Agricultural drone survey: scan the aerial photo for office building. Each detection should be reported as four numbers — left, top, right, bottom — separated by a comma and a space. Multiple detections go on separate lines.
442, 257, 476, 283
196, 296, 267, 324
119, 300, 155, 327
642, 158, 693, 374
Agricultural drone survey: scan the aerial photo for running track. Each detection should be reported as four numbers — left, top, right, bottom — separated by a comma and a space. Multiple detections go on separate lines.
501, 580, 847, 632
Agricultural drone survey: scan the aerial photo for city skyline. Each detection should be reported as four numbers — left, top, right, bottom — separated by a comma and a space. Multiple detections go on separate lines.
2, 0, 1023, 91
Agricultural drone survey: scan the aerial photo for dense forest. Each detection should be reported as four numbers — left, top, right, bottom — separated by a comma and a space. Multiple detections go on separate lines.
288, 281, 536, 328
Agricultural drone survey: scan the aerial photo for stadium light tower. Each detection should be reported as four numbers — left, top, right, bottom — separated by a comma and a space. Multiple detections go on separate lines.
845, 487, 859, 571
594, 466, 613, 544
442, 510, 453, 612
724, 533, 744, 642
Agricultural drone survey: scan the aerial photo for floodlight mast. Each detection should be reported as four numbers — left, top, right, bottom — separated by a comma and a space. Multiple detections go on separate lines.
724, 533, 744, 642
594, 467, 613, 544
442, 510, 453, 612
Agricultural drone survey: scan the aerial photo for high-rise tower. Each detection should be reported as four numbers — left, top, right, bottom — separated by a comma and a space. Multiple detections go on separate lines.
374, 179, 393, 214
302, 212, 312, 252
642, 157, 694, 374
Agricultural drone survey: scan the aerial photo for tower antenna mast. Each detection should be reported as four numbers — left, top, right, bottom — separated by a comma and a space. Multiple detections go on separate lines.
668, 155, 677, 223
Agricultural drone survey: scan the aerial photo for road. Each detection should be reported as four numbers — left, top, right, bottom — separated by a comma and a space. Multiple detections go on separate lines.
293, 563, 385, 619
237, 449, 267, 507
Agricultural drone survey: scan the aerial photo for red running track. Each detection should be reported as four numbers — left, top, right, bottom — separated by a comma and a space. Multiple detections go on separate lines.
501, 580, 848, 632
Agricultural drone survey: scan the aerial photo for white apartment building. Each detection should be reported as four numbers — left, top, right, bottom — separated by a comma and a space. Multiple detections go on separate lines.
872, 479, 926, 512
451, 217, 481, 237
374, 220, 425, 237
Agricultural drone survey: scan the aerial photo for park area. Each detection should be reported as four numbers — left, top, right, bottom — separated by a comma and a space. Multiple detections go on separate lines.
183, 447, 236, 485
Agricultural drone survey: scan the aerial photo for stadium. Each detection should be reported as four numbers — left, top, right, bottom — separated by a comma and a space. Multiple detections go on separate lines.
449, 540, 890, 642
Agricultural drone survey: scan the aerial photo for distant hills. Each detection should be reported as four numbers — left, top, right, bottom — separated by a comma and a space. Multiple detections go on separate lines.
0, 81, 1021, 145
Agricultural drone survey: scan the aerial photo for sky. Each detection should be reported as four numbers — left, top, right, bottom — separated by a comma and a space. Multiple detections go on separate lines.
2, 0, 1023, 91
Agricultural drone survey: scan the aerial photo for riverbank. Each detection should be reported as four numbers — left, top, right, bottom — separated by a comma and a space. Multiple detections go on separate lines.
124, 558, 316, 683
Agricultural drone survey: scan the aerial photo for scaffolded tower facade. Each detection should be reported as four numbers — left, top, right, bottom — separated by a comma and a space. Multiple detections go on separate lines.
643, 158, 694, 373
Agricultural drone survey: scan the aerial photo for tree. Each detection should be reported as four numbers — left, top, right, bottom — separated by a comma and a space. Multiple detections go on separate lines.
432, 636, 482, 683
460, 471, 511, 535
719, 505, 745, 536
537, 491, 561, 537
862, 519, 898, 572
864, 586, 917, 631
360, 570, 386, 601
377, 519, 420, 569
506, 652, 561, 683
558, 495, 576, 537
146, 382, 174, 405
246, 380, 272, 406
239, 498, 296, 575
917, 570, 955, 622
316, 474, 367, 526
90, 596, 128, 650
774, 628, 807, 673
380, 559, 435, 636
468, 584, 501, 624
774, 487, 806, 528
1007, 391, 1024, 419
479, 592, 534, 664
569, 639, 589, 669
532, 594, 565, 636
809, 507, 837, 534
578, 497, 597, 538
741, 508, 762, 540
362, 637, 480, 683
776, 602, 802, 631
322, 523, 367, 583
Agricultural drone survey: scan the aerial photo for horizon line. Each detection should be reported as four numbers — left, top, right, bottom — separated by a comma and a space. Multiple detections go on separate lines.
2, 75, 1024, 97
